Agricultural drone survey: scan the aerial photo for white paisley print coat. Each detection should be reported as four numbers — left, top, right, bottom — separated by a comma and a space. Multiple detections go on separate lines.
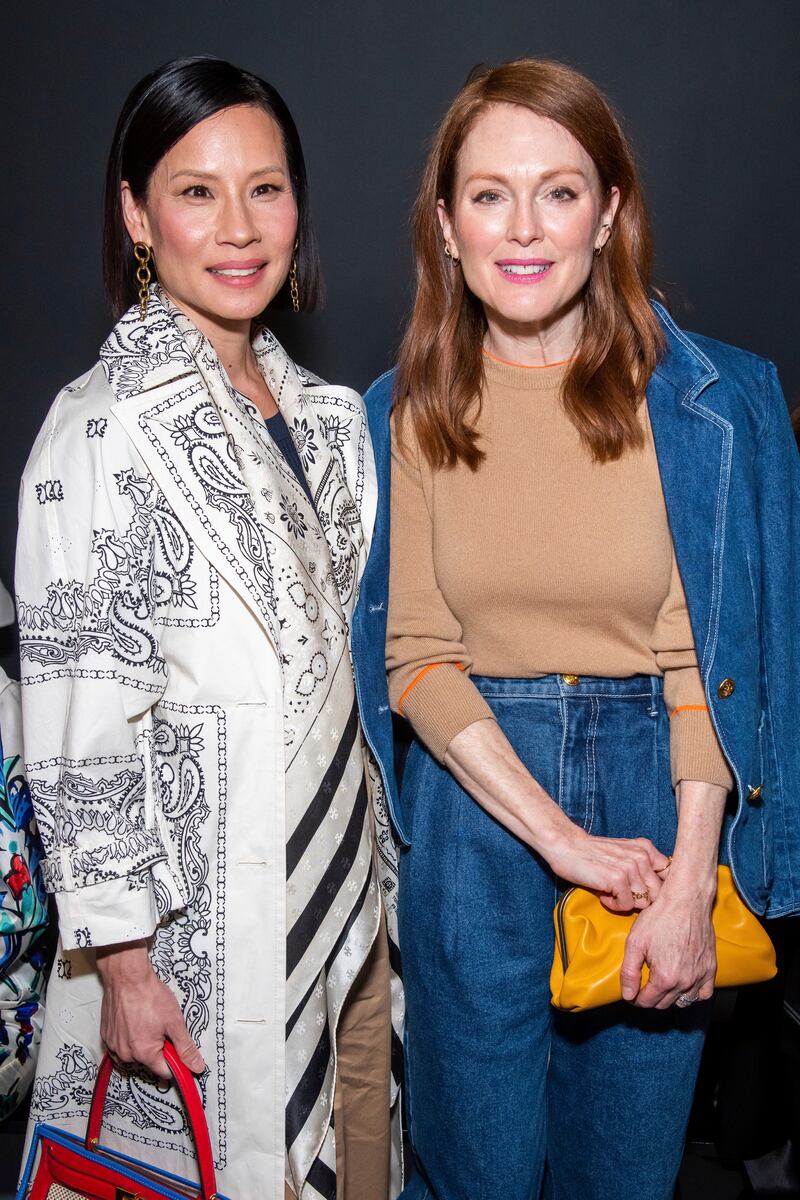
15, 292, 403, 1200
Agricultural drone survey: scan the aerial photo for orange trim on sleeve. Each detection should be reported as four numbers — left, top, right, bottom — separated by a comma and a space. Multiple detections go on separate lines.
669, 704, 709, 719
398, 662, 466, 715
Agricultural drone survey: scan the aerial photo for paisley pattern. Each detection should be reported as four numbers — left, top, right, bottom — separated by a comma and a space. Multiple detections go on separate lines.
29, 703, 228, 1164
108, 298, 378, 1197
17, 290, 402, 1199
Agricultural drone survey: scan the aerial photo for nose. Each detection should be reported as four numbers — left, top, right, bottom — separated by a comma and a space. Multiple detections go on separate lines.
507, 198, 543, 246
216, 193, 261, 247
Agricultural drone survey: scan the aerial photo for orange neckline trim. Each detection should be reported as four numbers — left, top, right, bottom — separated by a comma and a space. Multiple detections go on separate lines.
482, 346, 575, 369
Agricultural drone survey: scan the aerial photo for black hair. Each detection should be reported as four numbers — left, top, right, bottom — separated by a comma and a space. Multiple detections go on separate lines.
103, 55, 322, 317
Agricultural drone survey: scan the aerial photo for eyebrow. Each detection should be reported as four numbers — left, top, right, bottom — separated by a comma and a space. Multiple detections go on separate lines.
168, 165, 287, 182
464, 167, 588, 185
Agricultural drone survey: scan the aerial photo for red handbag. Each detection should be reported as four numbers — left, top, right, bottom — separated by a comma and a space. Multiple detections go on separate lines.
17, 1041, 227, 1200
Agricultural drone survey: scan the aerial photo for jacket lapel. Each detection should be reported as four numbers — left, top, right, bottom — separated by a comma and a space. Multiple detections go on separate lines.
647, 304, 732, 677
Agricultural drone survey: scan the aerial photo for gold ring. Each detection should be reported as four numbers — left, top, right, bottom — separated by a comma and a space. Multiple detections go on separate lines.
631, 890, 650, 902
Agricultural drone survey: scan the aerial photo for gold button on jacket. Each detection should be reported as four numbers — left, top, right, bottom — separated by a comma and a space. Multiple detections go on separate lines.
717, 677, 736, 699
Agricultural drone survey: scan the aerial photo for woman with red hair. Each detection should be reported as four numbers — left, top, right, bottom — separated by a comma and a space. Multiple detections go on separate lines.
358, 58, 800, 1200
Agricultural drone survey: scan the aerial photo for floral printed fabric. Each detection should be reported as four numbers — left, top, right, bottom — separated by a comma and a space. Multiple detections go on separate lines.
0, 670, 48, 1118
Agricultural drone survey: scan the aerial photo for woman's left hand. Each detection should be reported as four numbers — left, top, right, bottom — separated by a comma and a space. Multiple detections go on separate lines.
620, 874, 717, 1008
619, 777, 728, 1008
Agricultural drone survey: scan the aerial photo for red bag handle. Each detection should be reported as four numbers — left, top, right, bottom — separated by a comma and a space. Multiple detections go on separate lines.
86, 1040, 219, 1200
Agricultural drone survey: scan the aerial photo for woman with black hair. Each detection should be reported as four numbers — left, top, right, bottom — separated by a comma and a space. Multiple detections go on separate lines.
16, 56, 401, 1200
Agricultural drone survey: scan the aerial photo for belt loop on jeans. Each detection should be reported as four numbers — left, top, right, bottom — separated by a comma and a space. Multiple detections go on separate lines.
648, 676, 660, 717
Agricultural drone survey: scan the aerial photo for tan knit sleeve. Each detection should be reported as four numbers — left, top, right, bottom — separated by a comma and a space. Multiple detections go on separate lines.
653, 549, 733, 790
386, 412, 495, 761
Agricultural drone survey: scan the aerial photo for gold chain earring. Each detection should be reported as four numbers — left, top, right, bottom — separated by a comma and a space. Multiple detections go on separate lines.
289, 253, 300, 313
134, 242, 152, 319
444, 243, 460, 265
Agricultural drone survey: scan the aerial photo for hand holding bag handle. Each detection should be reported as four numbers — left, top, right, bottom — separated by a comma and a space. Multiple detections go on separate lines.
85, 1040, 218, 1200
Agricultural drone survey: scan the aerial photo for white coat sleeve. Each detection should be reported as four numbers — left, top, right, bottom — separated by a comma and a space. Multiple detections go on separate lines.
15, 375, 169, 951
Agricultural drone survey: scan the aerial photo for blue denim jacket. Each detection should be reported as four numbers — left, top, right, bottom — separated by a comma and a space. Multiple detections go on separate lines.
352, 304, 800, 917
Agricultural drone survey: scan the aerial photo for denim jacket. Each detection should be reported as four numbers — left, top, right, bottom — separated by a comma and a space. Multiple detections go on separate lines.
353, 304, 800, 918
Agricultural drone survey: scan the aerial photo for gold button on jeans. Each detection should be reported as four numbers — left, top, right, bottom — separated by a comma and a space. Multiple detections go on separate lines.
717, 677, 736, 699
561, 674, 580, 686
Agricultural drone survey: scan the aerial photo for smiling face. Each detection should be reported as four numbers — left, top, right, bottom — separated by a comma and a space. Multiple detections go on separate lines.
438, 103, 619, 363
121, 103, 298, 339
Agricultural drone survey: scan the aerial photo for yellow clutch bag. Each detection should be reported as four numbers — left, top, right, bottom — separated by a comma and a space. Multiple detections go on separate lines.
550, 865, 777, 1012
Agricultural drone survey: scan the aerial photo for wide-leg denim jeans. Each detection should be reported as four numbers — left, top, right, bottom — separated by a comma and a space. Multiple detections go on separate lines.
398, 674, 709, 1200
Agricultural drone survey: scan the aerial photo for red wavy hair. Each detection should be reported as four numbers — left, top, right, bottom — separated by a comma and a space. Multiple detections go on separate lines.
395, 59, 665, 468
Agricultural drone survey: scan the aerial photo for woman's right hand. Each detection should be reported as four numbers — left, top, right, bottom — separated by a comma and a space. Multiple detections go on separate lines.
96, 940, 206, 1079
445, 718, 670, 911
544, 820, 669, 912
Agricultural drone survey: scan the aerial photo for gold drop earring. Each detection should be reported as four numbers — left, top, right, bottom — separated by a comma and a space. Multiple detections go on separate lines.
289, 246, 300, 313
134, 242, 153, 319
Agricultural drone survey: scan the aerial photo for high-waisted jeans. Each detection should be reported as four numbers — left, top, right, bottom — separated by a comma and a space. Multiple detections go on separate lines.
397, 674, 710, 1200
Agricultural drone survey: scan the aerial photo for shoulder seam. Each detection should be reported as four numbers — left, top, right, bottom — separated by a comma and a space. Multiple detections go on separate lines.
365, 368, 396, 395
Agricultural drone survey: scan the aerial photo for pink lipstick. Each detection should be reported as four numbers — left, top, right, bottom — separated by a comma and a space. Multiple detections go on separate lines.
495, 259, 553, 285
208, 260, 267, 288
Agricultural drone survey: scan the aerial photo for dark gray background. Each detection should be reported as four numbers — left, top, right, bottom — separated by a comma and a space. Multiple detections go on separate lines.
4, 0, 799, 649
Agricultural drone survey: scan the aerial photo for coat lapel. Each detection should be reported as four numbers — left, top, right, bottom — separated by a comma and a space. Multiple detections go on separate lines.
103, 297, 286, 649
647, 304, 732, 677
252, 329, 372, 625
101, 292, 373, 660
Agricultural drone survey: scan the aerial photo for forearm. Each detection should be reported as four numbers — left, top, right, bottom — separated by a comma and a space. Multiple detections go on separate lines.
444, 718, 569, 857
666, 780, 728, 904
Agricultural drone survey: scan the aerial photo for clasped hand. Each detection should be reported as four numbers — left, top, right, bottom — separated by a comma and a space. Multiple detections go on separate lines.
549, 825, 716, 1008
619, 869, 717, 1008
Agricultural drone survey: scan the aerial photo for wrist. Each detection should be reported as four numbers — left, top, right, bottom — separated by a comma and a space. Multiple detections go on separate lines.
95, 939, 152, 983
529, 800, 581, 860
662, 858, 717, 905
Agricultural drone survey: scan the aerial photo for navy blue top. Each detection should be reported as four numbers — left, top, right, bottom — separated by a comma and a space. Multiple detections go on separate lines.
238, 391, 314, 507
265, 410, 314, 507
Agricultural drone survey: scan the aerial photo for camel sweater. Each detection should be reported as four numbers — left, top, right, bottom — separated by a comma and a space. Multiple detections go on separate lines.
386, 353, 733, 791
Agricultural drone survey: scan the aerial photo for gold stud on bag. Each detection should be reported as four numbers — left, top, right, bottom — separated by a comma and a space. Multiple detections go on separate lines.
550, 864, 777, 1011
133, 242, 152, 320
